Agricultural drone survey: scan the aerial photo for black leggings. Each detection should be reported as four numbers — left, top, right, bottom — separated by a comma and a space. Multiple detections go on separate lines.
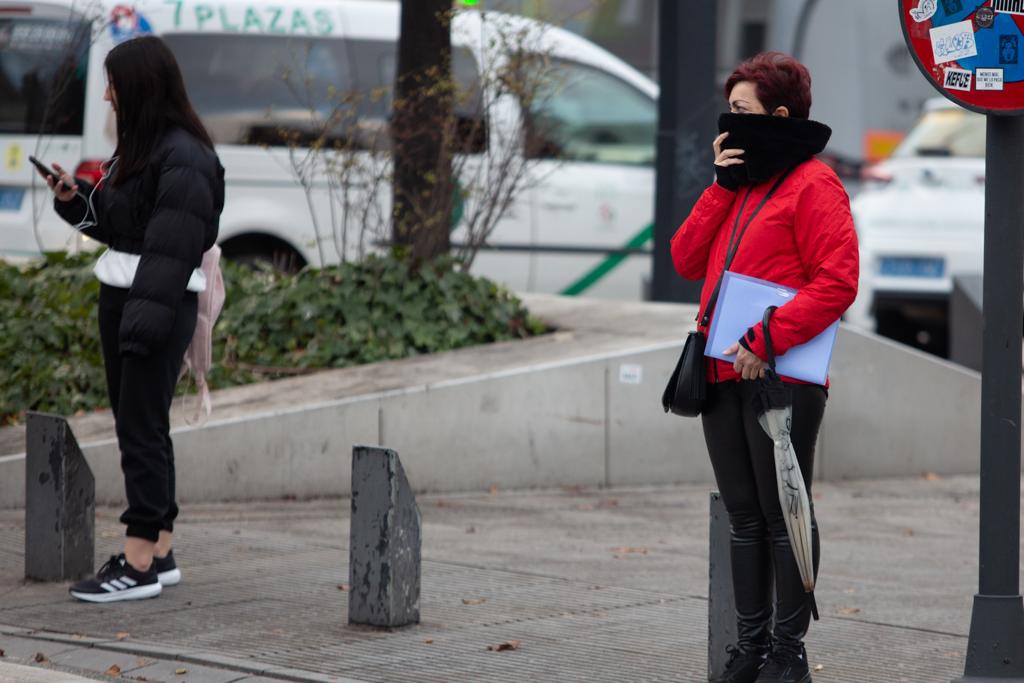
701, 380, 827, 653
98, 284, 197, 543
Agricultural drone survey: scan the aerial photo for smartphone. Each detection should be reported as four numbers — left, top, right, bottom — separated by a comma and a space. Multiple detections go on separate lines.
28, 155, 68, 191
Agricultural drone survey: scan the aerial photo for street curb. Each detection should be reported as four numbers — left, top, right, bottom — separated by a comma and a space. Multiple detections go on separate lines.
0, 626, 368, 683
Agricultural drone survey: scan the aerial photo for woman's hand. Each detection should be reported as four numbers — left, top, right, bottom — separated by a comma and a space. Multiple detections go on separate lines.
45, 162, 79, 203
723, 342, 766, 380
713, 132, 744, 168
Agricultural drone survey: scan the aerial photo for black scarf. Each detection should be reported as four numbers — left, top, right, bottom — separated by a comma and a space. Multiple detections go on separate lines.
715, 113, 832, 189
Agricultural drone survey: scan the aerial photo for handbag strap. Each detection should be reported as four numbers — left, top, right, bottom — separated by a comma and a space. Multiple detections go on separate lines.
698, 164, 799, 328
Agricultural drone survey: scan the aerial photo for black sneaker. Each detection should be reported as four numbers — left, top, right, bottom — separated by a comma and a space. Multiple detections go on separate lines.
711, 644, 768, 683
69, 554, 162, 603
154, 550, 181, 587
755, 646, 811, 683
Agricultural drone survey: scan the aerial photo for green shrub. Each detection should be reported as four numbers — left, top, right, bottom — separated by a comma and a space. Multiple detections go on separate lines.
1, 253, 546, 425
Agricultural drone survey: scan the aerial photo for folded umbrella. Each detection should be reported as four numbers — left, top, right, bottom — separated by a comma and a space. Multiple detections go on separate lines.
751, 306, 819, 620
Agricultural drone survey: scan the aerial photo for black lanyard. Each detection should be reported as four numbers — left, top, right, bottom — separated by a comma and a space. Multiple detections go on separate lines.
698, 166, 798, 328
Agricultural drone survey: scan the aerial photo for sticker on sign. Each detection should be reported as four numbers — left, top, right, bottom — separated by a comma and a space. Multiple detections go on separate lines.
943, 67, 973, 91
931, 20, 978, 64
977, 67, 1005, 90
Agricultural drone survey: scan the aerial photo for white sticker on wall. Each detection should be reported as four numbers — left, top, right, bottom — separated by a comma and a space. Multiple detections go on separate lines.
619, 364, 643, 385
977, 68, 1005, 90
943, 67, 973, 91
931, 20, 979, 65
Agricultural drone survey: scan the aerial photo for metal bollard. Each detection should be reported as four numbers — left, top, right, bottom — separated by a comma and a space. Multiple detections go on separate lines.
348, 445, 421, 627
24, 413, 95, 582
708, 491, 736, 679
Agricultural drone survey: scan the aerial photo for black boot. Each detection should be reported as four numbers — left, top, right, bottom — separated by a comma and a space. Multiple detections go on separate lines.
756, 645, 810, 683
759, 517, 820, 683
712, 512, 773, 683
711, 644, 769, 683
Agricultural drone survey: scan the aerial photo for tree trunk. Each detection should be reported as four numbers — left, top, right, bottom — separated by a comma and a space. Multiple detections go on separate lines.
391, 0, 454, 262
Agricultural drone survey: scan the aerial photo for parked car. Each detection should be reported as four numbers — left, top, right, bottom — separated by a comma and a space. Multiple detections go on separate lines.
0, 0, 658, 298
846, 98, 985, 357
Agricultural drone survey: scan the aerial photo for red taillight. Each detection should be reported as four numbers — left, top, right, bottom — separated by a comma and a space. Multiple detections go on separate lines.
74, 159, 106, 188
0, 7, 33, 14
860, 165, 893, 185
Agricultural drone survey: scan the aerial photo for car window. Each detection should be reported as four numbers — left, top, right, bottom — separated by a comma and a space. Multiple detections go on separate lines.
165, 33, 486, 152
0, 18, 90, 135
523, 58, 656, 166
893, 108, 986, 159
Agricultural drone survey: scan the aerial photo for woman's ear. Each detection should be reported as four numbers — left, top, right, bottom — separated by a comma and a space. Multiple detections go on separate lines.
772, 106, 790, 118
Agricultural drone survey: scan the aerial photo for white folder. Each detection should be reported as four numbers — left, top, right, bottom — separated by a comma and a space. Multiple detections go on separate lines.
705, 271, 839, 385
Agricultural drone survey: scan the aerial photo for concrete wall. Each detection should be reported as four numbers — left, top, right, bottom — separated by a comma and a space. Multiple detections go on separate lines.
0, 326, 992, 509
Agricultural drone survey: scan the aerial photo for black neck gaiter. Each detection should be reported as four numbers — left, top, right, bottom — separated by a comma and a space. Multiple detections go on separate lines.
716, 113, 833, 188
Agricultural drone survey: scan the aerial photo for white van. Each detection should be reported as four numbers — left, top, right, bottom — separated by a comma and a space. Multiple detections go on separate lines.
0, 0, 658, 298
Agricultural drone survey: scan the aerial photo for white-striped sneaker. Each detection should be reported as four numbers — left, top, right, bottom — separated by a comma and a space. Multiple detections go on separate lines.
154, 550, 181, 587
69, 554, 162, 603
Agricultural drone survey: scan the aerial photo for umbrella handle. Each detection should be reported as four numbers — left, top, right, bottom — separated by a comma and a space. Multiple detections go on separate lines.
762, 306, 779, 371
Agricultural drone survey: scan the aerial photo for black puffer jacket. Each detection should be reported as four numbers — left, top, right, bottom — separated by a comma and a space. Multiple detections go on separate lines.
55, 127, 225, 356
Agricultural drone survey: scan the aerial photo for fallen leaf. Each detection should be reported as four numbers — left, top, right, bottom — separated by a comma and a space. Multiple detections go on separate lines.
598, 498, 619, 508
609, 546, 648, 555
844, 588, 856, 594
487, 640, 521, 652
175, 668, 188, 675
115, 632, 130, 640
837, 607, 861, 615
465, 526, 476, 534
903, 528, 915, 537
34, 653, 48, 663
337, 584, 350, 592
70, 634, 86, 641
488, 484, 499, 495
424, 639, 434, 644
105, 664, 122, 676
462, 597, 487, 605
924, 471, 943, 481
813, 664, 825, 672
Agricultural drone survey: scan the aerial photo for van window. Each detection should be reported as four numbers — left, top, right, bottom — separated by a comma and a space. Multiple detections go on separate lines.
523, 58, 656, 166
892, 108, 986, 159
0, 18, 90, 135
164, 34, 486, 153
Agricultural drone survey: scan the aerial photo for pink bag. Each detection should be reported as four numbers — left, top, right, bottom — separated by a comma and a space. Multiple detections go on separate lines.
182, 245, 226, 425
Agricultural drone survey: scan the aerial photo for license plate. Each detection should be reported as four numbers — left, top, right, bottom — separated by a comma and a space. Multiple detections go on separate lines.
0, 188, 24, 212
879, 256, 945, 278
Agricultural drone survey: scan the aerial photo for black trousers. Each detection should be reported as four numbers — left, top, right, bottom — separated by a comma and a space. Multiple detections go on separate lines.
701, 380, 827, 654
98, 284, 198, 543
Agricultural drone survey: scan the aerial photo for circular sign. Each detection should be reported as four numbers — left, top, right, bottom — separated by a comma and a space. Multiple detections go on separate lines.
900, 0, 1024, 115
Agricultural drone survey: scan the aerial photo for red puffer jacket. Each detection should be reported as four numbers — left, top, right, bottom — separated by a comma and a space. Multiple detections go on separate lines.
670, 158, 859, 384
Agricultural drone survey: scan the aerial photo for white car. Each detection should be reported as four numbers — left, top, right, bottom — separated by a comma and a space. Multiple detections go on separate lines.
0, 0, 657, 299
846, 98, 985, 356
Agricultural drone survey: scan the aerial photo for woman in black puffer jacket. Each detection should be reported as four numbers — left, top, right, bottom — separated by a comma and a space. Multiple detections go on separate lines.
43, 36, 224, 603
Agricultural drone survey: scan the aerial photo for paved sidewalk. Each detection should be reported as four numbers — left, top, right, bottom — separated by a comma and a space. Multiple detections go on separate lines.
0, 476, 990, 682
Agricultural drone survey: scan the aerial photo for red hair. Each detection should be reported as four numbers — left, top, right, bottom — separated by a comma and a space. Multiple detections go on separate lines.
724, 52, 812, 120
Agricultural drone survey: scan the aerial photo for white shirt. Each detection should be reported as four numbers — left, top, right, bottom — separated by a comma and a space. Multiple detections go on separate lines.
93, 248, 207, 293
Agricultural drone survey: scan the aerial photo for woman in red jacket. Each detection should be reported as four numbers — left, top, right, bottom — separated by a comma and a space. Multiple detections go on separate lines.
672, 53, 858, 683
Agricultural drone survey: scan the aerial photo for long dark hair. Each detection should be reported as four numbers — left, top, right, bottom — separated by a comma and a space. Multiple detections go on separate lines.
104, 36, 213, 185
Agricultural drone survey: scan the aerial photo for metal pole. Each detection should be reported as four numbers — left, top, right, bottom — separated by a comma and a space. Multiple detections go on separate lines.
651, 0, 716, 303
955, 114, 1024, 682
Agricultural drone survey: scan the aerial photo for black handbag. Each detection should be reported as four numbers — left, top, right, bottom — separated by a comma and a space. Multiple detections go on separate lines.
662, 167, 797, 417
